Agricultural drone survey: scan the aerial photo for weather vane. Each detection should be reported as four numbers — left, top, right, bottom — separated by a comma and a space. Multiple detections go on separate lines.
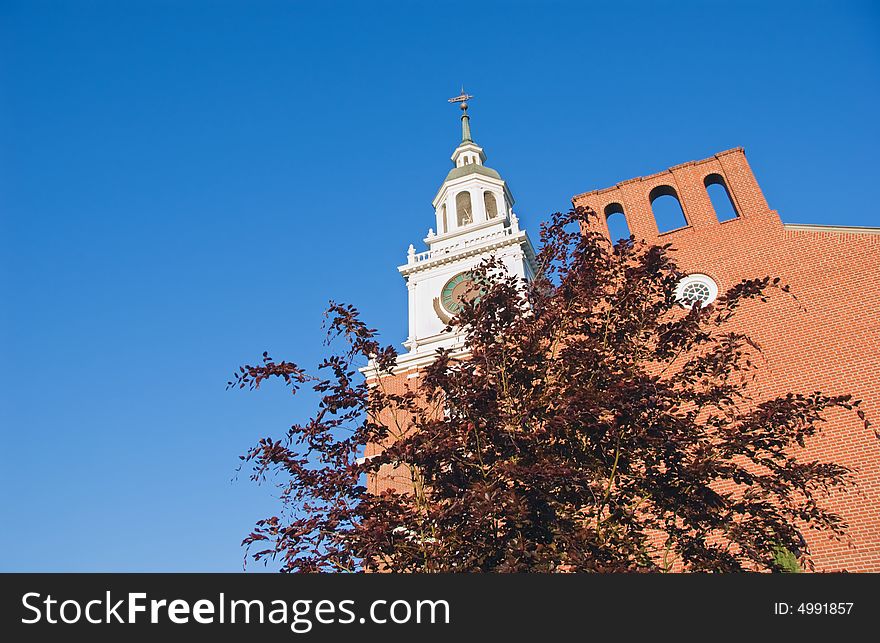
448, 88, 474, 112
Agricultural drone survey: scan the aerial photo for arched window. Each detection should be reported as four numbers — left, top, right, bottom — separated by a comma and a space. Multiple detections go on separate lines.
649, 185, 688, 233
456, 191, 473, 226
704, 174, 739, 222
604, 202, 631, 243
441, 203, 448, 233
484, 192, 498, 219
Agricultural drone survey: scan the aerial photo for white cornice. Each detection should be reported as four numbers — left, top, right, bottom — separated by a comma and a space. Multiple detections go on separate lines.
399, 229, 534, 277
360, 344, 470, 378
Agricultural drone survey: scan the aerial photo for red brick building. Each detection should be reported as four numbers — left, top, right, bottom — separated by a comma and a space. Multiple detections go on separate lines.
573, 148, 880, 572
368, 103, 880, 571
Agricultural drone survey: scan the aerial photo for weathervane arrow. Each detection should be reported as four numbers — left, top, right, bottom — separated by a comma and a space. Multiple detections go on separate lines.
448, 89, 474, 142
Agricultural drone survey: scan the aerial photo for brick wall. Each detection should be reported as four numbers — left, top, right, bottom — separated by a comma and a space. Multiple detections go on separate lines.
573, 148, 880, 571
365, 371, 423, 496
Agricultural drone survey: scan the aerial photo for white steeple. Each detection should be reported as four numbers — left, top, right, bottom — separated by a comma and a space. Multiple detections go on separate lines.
429, 93, 515, 245
393, 93, 537, 371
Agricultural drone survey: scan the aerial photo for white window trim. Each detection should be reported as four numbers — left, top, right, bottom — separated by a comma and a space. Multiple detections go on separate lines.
675, 273, 719, 308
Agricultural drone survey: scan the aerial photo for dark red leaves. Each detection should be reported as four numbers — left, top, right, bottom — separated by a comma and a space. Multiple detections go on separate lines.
231, 207, 871, 573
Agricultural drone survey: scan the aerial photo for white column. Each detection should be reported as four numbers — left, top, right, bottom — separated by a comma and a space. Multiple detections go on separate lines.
407, 279, 417, 343
474, 187, 487, 224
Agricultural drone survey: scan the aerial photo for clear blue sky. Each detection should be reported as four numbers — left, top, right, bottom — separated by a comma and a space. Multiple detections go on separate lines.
1, 0, 878, 571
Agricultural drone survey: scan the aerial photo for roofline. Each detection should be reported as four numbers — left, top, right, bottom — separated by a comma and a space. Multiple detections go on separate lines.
783, 223, 880, 235
571, 147, 746, 202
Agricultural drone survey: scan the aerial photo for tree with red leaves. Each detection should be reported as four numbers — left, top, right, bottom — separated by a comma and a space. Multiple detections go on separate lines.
231, 207, 872, 573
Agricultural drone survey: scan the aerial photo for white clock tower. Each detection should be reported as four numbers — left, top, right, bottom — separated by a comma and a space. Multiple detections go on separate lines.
394, 94, 537, 372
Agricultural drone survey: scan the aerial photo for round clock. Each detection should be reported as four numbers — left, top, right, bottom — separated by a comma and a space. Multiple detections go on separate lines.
440, 272, 481, 315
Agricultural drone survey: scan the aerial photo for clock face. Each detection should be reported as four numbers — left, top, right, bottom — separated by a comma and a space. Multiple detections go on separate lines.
440, 272, 481, 315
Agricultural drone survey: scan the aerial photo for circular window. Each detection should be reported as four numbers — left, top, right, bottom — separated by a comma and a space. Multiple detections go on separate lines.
675, 274, 718, 308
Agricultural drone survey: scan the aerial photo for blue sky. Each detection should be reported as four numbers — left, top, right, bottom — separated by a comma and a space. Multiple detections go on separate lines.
1, 0, 878, 571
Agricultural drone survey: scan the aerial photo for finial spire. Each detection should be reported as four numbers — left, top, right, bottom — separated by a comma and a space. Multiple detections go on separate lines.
448, 89, 474, 143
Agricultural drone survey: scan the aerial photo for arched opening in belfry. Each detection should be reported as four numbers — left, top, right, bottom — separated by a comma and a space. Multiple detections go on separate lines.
484, 192, 498, 219
704, 174, 739, 222
456, 191, 473, 226
604, 202, 632, 243
649, 185, 688, 233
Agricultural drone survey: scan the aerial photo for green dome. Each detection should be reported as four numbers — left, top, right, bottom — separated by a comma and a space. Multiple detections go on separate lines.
443, 164, 502, 183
